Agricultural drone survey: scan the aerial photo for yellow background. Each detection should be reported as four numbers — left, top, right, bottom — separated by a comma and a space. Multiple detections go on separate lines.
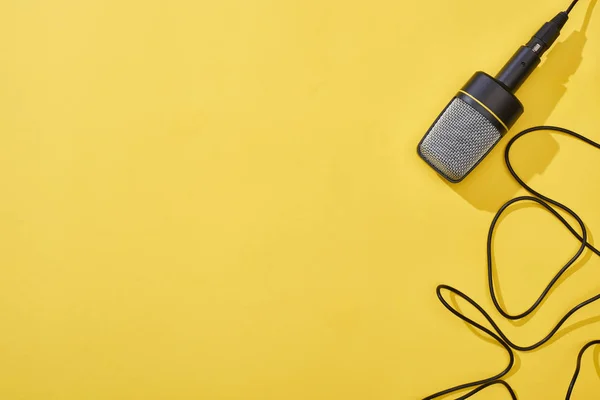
1, 0, 600, 398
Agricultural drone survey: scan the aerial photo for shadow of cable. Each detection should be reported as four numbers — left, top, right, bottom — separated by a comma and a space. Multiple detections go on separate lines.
594, 344, 600, 378
447, 0, 596, 212
545, 316, 600, 347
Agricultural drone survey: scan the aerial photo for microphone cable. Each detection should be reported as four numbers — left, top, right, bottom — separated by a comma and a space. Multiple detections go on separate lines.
423, 125, 600, 399
568, 0, 581, 15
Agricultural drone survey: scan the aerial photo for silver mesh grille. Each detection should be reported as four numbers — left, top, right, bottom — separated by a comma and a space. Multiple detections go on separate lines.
419, 98, 501, 181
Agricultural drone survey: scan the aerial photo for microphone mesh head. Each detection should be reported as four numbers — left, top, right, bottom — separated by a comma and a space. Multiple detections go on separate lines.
418, 98, 502, 182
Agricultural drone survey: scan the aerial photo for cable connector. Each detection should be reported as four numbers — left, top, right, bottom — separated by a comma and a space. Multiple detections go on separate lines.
527, 12, 569, 56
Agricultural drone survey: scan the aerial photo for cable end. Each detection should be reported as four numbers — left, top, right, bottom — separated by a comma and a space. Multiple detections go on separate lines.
525, 11, 569, 57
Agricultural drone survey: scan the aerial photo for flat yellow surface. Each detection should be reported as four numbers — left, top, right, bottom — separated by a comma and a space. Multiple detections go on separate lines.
1, 0, 600, 399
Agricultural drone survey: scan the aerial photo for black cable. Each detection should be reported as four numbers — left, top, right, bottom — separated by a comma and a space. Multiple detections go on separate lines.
568, 0, 581, 14
566, 340, 600, 398
461, 380, 517, 399
423, 126, 600, 400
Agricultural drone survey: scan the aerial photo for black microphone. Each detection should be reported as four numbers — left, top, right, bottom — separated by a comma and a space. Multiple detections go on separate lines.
417, 4, 573, 183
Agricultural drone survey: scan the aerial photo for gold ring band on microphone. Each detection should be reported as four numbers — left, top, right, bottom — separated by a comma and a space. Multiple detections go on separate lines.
458, 90, 509, 131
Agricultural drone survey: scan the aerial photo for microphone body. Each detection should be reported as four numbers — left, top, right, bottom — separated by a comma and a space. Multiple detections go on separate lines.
418, 12, 569, 182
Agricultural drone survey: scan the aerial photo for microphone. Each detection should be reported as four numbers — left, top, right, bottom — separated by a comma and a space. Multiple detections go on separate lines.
417, 4, 574, 183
